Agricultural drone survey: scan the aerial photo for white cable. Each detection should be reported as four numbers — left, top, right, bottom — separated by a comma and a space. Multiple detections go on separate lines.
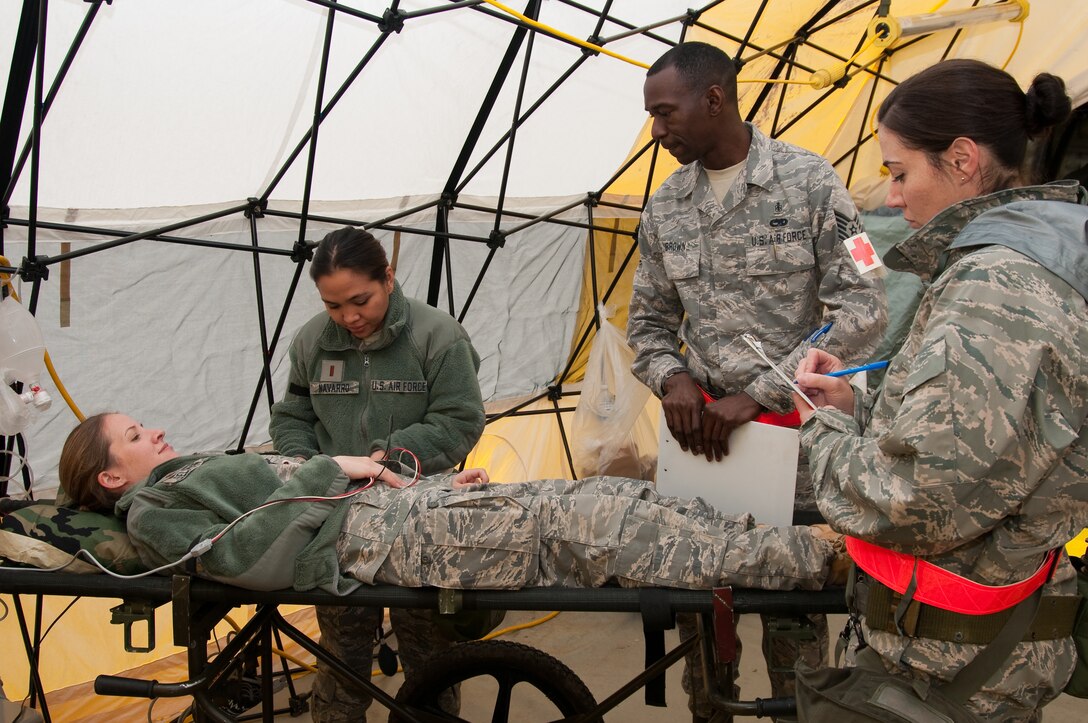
1, 475, 399, 579
0, 546, 203, 579
0, 448, 35, 499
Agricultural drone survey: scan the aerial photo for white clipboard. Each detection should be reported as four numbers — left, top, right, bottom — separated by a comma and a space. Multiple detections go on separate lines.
655, 409, 799, 527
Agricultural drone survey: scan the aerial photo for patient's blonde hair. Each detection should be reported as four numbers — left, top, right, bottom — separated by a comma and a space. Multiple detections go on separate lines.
59, 412, 119, 512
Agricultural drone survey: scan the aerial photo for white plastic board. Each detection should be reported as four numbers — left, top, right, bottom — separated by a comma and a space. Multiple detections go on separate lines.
655, 410, 799, 527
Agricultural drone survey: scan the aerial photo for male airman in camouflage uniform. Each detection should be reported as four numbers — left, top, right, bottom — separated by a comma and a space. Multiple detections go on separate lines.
627, 42, 887, 721
799, 182, 1088, 721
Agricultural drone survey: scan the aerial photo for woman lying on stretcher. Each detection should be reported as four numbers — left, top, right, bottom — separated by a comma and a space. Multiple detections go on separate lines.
58, 412, 848, 594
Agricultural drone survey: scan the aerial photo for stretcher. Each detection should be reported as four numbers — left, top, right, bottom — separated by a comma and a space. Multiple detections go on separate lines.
0, 567, 847, 722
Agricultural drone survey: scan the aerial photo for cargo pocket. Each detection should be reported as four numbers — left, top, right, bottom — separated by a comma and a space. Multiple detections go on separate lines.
337, 496, 396, 584
615, 510, 724, 589
418, 495, 539, 589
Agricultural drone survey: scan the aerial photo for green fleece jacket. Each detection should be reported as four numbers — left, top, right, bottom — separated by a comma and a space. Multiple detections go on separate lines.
116, 453, 359, 594
270, 282, 484, 473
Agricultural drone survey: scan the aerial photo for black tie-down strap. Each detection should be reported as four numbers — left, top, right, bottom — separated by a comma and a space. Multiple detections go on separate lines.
639, 588, 677, 706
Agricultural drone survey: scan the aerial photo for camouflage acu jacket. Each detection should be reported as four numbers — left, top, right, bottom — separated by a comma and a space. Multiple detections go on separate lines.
803, 182, 1088, 591
627, 124, 886, 412
800, 180, 1088, 721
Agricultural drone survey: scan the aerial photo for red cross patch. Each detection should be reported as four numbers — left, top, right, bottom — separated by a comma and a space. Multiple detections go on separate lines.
842, 232, 883, 274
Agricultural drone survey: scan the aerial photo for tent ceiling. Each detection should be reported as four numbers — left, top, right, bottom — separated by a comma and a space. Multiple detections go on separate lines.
1, 0, 694, 207
1, 0, 1085, 493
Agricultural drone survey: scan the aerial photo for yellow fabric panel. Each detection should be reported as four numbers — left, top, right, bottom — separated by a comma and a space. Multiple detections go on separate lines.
561, 217, 641, 387
0, 595, 176, 702
1068, 529, 1088, 558
1, 596, 318, 720
466, 397, 578, 483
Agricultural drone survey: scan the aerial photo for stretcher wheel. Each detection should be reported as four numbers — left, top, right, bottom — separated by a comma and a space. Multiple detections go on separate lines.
391, 639, 601, 723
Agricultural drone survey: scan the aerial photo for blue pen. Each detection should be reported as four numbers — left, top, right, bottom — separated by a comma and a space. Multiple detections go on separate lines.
826, 361, 890, 377
806, 321, 833, 345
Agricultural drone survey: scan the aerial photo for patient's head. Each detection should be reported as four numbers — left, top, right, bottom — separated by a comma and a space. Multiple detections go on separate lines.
60, 413, 179, 512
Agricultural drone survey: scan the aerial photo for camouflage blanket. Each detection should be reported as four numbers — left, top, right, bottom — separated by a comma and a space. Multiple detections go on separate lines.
0, 503, 147, 575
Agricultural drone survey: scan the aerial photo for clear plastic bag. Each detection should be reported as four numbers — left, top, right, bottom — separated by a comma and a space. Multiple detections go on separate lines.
570, 304, 658, 480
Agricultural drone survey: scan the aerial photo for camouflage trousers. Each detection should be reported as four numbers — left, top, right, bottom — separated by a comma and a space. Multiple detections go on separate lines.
310, 605, 459, 723
679, 612, 828, 722
341, 477, 833, 592
858, 623, 1076, 722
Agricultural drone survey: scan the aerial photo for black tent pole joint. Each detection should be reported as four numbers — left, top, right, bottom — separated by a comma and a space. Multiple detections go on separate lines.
683, 9, 701, 27
547, 384, 563, 401
486, 229, 506, 250
290, 240, 314, 264
379, 8, 405, 34
243, 197, 267, 219
440, 191, 458, 208
584, 191, 599, 208
18, 254, 49, 283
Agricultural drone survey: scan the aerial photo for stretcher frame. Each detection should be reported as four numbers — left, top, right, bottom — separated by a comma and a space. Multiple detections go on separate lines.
0, 568, 847, 722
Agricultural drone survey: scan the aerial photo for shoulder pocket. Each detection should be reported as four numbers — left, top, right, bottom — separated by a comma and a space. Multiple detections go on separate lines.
902, 337, 947, 396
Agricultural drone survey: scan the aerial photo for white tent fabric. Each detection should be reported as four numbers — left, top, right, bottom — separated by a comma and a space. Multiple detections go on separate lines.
2, 0, 1086, 495
1, 0, 679, 493
3, 1, 1088, 714
2, 1, 672, 205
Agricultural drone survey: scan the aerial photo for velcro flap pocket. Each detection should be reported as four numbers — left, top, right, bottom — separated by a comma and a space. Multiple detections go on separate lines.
418, 496, 538, 589
902, 336, 948, 396
661, 244, 700, 281
337, 501, 395, 584
745, 241, 815, 276
616, 513, 722, 589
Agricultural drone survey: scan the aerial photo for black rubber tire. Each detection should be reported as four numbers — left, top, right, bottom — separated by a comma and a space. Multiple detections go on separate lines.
391, 639, 601, 723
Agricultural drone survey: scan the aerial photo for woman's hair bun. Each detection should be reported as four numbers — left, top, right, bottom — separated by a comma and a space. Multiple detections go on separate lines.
1024, 73, 1072, 136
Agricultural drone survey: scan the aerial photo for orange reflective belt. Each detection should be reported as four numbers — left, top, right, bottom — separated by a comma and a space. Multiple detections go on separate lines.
846, 536, 1058, 616
697, 385, 802, 428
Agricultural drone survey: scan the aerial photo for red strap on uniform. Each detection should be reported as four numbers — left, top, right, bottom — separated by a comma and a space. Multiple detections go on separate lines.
698, 386, 802, 428
754, 409, 802, 428
698, 385, 716, 405
846, 536, 1057, 615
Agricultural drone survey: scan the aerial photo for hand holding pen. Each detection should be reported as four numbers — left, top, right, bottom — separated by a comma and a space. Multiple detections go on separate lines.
792, 348, 857, 423
826, 360, 889, 377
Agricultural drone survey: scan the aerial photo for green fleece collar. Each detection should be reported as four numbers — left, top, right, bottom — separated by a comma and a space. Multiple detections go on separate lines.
317, 280, 409, 352
114, 454, 206, 516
